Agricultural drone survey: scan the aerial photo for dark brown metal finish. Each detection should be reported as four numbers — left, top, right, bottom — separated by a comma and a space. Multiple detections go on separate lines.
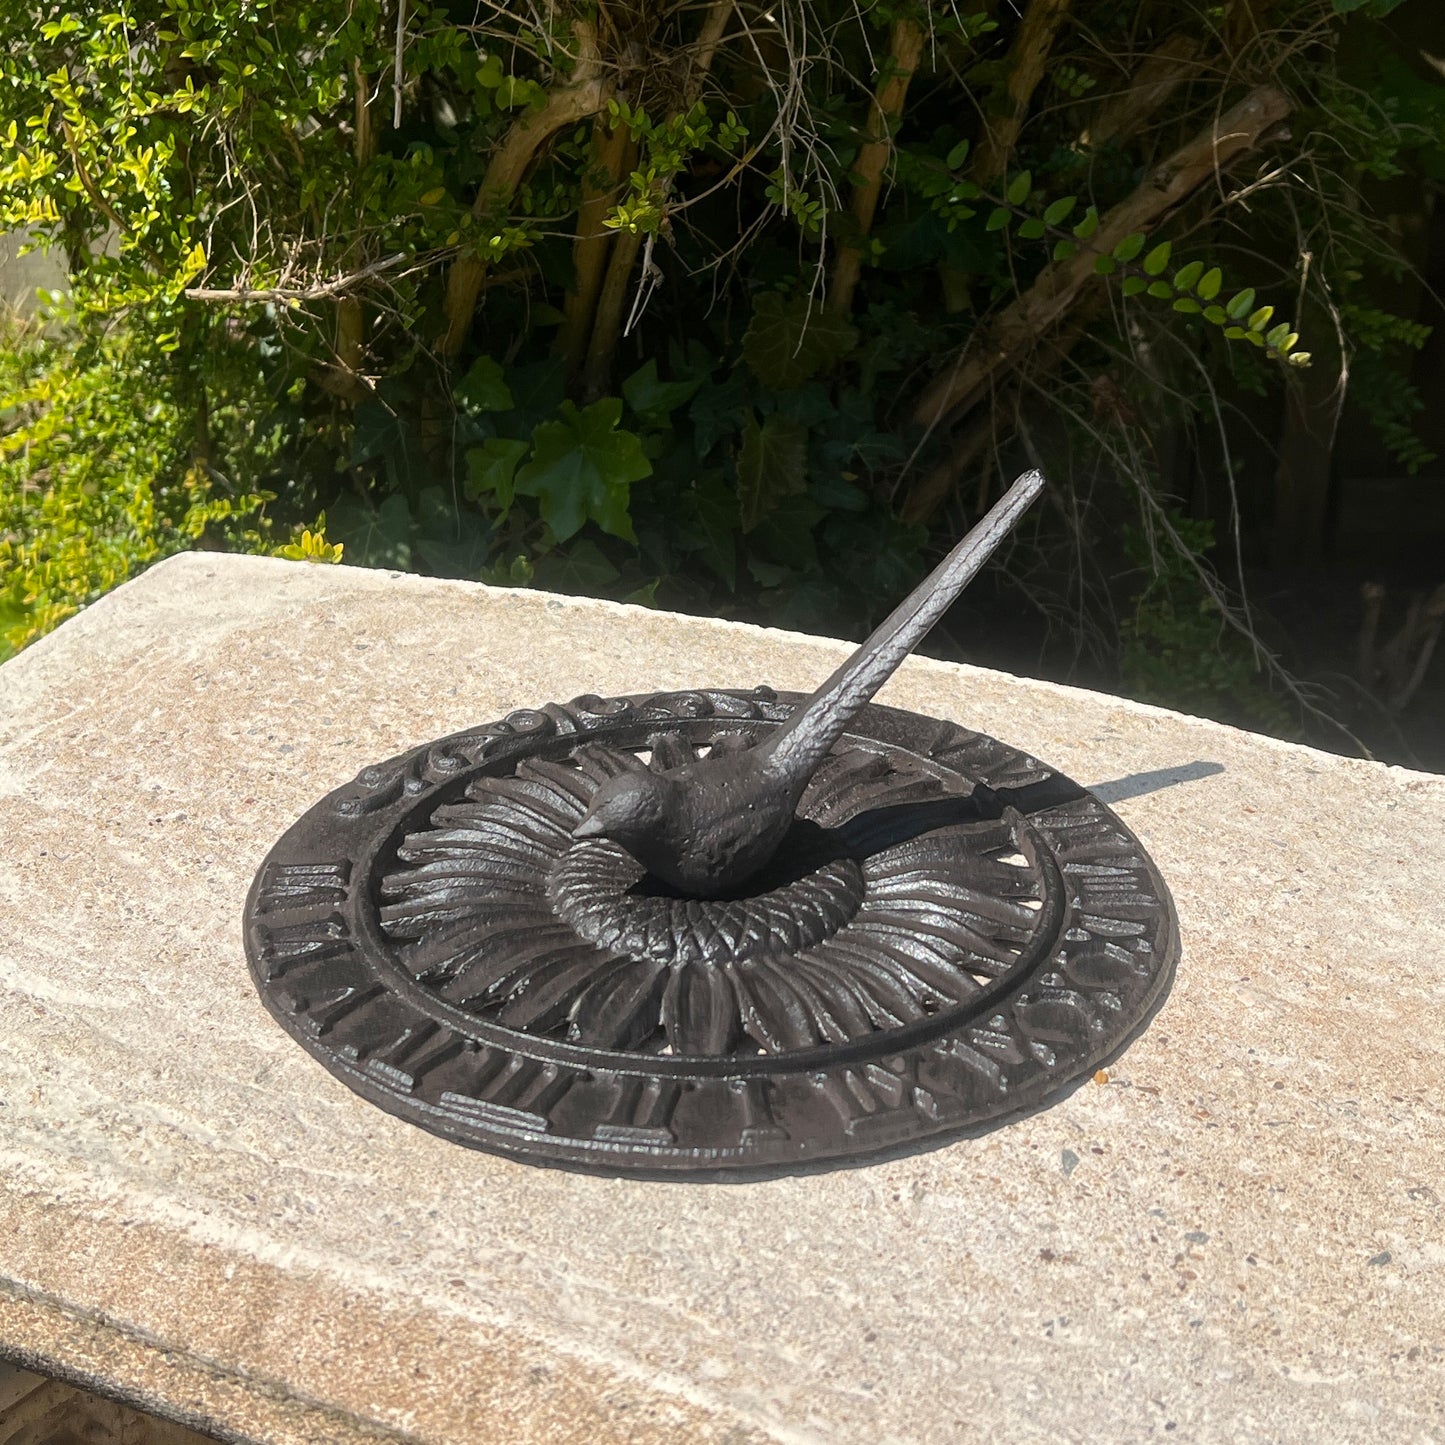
243, 687, 1178, 1175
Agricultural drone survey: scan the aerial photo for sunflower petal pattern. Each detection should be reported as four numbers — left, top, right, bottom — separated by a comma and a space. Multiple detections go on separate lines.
378, 731, 1056, 1059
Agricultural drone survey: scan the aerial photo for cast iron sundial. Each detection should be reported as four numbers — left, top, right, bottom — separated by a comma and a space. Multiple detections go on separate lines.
244, 472, 1177, 1175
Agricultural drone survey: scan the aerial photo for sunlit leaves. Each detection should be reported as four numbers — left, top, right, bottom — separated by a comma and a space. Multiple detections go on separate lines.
1112, 233, 1145, 263
1043, 196, 1076, 226
1227, 289, 1257, 320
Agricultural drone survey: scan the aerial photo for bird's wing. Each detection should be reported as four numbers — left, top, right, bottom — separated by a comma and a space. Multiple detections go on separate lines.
763, 469, 1045, 782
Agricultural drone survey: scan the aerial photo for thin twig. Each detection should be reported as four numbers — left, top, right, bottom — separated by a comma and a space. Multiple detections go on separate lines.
184, 252, 410, 302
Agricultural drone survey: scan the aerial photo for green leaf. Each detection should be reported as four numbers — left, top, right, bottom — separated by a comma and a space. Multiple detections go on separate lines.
1226, 289, 1256, 320
741, 293, 858, 388
326, 493, 413, 570
985, 207, 1011, 232
1143, 242, 1172, 276
530, 539, 622, 596
737, 412, 808, 533
624, 578, 662, 607
1006, 170, 1032, 205
412, 486, 491, 579
1248, 305, 1275, 332
1112, 233, 1146, 263
465, 436, 529, 511
1265, 322, 1293, 348
1052, 239, 1077, 262
677, 475, 739, 589
1169, 265, 1202, 295
1288, 351, 1312, 367
1203, 305, 1228, 325
1147, 280, 1174, 299
1072, 207, 1100, 240
622, 358, 706, 425
1094, 254, 1117, 276
514, 398, 651, 543
1173, 297, 1201, 313
1196, 267, 1223, 300
1223, 325, 1250, 340
945, 139, 971, 168
1121, 276, 1148, 297
455, 354, 514, 413
1043, 196, 1077, 226
1017, 217, 1046, 240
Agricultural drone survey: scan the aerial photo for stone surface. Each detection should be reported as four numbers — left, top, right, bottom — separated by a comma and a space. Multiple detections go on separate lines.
0, 551, 1442, 1445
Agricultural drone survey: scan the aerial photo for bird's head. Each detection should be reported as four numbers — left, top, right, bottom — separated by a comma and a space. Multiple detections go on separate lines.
572, 770, 675, 851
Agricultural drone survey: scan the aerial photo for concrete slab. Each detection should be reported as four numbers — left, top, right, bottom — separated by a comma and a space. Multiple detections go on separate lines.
0, 552, 1442, 1445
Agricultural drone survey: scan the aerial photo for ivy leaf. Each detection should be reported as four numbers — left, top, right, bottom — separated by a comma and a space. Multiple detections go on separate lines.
690, 370, 750, 457
1172, 261, 1203, 291
531, 539, 621, 595
455, 354, 514, 413
622, 358, 706, 425
1112, 233, 1146, 263
412, 486, 491, 579
675, 475, 739, 589
1006, 170, 1032, 205
985, 207, 1011, 231
741, 293, 857, 388
1196, 267, 1223, 300
465, 436, 529, 511
1226, 289, 1256, 320
1018, 217, 1046, 240
1043, 195, 1077, 226
515, 398, 651, 543
326, 492, 413, 569
737, 411, 808, 533
750, 493, 825, 569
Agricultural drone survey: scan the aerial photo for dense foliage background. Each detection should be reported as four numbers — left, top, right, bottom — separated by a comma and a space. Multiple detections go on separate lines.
2, 0, 1442, 764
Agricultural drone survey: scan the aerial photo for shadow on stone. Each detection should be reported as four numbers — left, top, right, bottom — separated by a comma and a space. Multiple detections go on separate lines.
1087, 760, 1226, 804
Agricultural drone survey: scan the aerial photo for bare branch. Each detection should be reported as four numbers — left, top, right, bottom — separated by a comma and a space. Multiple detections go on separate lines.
439, 19, 610, 357
184, 251, 411, 303
970, 0, 1074, 188
1078, 33, 1202, 151
829, 15, 925, 314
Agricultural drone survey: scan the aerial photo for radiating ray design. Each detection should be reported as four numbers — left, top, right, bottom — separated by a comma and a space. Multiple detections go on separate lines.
379, 730, 1048, 1057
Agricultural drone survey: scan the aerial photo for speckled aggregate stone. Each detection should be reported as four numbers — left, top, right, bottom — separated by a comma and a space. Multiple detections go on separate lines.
0, 552, 1442, 1445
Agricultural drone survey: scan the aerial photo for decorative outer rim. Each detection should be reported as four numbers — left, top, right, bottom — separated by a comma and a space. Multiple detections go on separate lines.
243, 688, 1179, 1176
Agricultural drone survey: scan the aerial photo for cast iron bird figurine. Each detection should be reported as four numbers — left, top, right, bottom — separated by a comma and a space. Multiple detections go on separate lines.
572, 469, 1046, 896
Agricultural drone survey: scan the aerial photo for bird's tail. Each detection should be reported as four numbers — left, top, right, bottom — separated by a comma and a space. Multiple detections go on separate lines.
763, 469, 1046, 782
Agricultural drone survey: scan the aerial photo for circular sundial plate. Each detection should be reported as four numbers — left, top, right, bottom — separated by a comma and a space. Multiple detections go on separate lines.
243, 688, 1177, 1175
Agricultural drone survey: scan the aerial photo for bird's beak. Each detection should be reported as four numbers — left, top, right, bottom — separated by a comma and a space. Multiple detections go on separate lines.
572, 814, 607, 840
